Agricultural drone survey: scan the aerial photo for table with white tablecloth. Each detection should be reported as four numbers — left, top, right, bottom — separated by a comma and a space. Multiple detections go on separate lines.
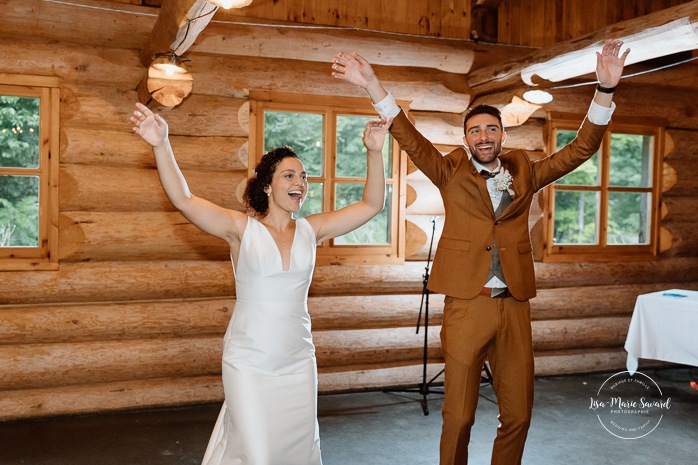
624, 289, 698, 374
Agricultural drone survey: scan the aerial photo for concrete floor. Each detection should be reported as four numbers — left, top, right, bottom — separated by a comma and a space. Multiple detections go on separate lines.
1, 367, 696, 465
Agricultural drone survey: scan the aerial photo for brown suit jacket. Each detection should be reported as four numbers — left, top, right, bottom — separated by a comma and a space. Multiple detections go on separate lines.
390, 110, 608, 301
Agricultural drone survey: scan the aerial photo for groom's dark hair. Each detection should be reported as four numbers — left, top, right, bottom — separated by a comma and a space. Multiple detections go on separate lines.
463, 105, 503, 132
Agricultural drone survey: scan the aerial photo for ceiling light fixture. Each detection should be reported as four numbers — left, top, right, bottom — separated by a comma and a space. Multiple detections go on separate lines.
205, 0, 254, 9
151, 52, 191, 77
522, 89, 553, 104
520, 18, 698, 85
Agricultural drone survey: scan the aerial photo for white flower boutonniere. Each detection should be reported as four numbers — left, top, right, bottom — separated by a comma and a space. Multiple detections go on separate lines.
493, 169, 515, 198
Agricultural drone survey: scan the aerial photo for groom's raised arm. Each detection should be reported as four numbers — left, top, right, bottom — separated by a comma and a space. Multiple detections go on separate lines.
331, 51, 453, 188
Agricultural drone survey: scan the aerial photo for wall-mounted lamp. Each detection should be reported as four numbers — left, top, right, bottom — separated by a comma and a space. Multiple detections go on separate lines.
151, 52, 191, 77
522, 89, 553, 104
205, 0, 253, 8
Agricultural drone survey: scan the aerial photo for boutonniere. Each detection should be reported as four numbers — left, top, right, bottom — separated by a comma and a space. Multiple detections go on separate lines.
494, 168, 515, 198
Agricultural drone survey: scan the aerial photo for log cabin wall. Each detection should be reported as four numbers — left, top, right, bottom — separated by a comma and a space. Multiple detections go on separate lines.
0, 0, 696, 421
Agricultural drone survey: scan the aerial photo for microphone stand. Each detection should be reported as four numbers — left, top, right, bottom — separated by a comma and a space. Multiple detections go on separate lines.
385, 216, 494, 415
385, 217, 442, 415
413, 216, 442, 415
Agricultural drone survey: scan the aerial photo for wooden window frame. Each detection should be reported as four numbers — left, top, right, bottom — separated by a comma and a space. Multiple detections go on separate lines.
250, 91, 406, 265
0, 74, 60, 271
542, 114, 664, 263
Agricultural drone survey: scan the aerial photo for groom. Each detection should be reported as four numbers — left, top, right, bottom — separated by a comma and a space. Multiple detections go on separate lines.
332, 40, 629, 464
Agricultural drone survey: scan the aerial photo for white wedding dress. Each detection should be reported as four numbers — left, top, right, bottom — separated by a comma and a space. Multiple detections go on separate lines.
202, 216, 322, 465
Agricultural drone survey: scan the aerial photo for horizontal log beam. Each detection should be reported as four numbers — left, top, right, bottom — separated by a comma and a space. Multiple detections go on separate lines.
532, 317, 629, 351
0, 338, 222, 390
59, 211, 230, 261
0, 299, 232, 345
318, 363, 446, 393
61, 127, 248, 171
6, 282, 696, 346
196, 20, 478, 74
0, 36, 143, 87
315, 328, 442, 369
184, 52, 470, 113
2, 0, 155, 51
59, 164, 246, 212
0, 261, 236, 305
0, 331, 444, 391
0, 36, 469, 114
0, 347, 637, 421
3, 258, 698, 306
0, 375, 223, 422
62, 85, 249, 136
529, 282, 698, 320
533, 347, 629, 377
0, 295, 443, 346
534, 258, 698, 290
0, 317, 629, 391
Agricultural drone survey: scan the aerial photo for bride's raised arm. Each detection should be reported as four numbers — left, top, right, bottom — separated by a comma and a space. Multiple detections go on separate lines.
307, 118, 391, 243
130, 103, 246, 244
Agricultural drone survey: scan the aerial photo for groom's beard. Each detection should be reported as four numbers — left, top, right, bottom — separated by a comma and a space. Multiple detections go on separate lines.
468, 139, 502, 166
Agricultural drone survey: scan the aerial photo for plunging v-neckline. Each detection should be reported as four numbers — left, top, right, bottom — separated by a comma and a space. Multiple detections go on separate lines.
255, 217, 298, 272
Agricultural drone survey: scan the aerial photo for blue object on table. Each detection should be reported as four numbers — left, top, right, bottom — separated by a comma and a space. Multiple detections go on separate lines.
662, 292, 687, 298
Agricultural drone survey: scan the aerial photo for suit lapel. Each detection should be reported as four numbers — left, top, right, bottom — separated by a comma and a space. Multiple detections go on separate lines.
471, 164, 495, 215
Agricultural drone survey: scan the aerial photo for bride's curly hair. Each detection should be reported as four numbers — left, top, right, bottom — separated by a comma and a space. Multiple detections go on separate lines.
243, 146, 299, 216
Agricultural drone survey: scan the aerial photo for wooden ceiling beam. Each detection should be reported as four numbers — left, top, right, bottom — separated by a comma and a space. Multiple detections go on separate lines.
138, 0, 218, 67
191, 21, 489, 74
133, 0, 520, 75
468, 1, 698, 96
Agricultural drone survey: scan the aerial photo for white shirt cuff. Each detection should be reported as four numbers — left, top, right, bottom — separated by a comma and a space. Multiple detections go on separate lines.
587, 100, 615, 125
373, 92, 401, 119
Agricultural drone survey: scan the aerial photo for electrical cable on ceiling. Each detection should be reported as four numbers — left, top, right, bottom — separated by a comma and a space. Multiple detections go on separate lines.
171, 5, 218, 52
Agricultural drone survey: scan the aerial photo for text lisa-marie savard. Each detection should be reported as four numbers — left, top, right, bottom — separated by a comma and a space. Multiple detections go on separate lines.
589, 397, 671, 412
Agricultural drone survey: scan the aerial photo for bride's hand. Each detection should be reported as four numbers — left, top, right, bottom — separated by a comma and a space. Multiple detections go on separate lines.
130, 102, 168, 147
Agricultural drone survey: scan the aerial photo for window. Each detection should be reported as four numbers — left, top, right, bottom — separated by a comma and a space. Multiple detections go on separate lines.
544, 117, 663, 261
0, 75, 59, 270
251, 92, 406, 264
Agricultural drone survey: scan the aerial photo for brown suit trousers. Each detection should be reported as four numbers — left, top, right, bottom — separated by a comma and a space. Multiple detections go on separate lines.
440, 295, 534, 465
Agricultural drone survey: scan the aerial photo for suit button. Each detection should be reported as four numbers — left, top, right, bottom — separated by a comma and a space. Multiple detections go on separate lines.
486, 246, 492, 251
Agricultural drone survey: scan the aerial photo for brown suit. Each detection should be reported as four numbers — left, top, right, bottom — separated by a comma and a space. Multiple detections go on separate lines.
391, 110, 607, 301
389, 109, 608, 464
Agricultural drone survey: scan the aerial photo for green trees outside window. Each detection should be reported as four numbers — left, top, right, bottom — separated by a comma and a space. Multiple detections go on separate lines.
548, 121, 660, 260
0, 95, 40, 247
263, 110, 393, 245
